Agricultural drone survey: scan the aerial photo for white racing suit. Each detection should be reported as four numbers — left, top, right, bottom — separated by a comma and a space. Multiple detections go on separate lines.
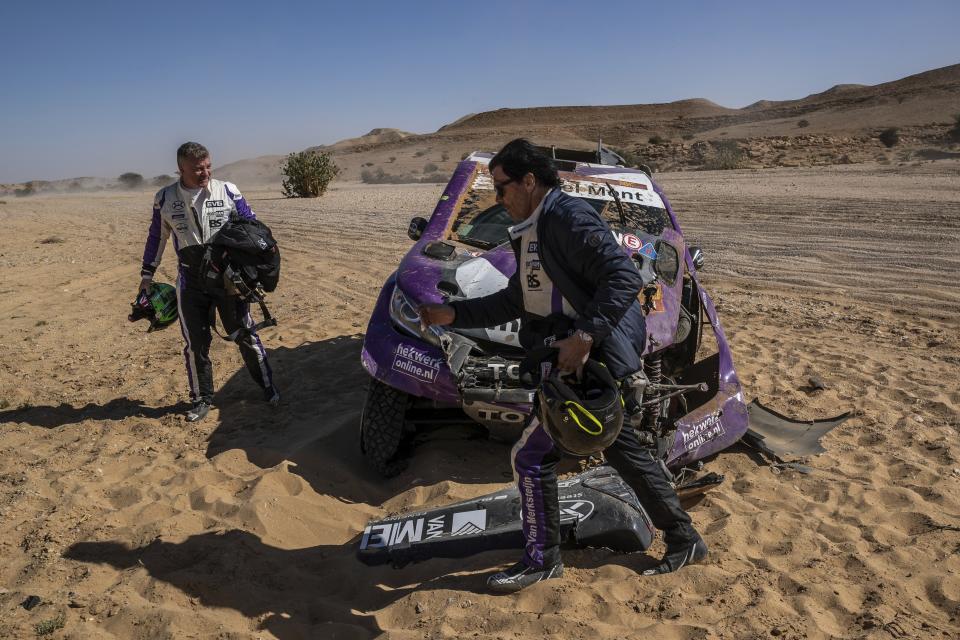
140, 179, 274, 404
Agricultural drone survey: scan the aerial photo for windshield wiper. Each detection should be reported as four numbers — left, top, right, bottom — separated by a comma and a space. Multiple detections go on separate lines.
605, 182, 627, 227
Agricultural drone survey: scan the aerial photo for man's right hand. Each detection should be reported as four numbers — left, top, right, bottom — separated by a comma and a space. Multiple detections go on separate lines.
138, 278, 152, 295
418, 303, 455, 328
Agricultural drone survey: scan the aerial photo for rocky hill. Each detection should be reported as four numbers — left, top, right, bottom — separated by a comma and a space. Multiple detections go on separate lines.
216, 63, 960, 186
7, 64, 959, 194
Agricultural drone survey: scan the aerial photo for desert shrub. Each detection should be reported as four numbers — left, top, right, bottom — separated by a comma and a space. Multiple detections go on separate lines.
362, 162, 374, 167
648, 135, 667, 145
118, 172, 144, 189
388, 156, 396, 163
423, 162, 439, 173
35, 613, 65, 636
681, 133, 695, 141
878, 127, 899, 148
15, 185, 34, 197
361, 168, 447, 184
281, 150, 340, 198
948, 114, 960, 143
413, 148, 429, 157
705, 140, 745, 170
152, 174, 174, 187
361, 168, 403, 184
797, 119, 810, 128
441, 151, 450, 162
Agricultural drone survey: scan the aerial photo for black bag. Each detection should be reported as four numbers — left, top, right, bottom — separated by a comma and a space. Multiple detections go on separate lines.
200, 217, 281, 341
208, 217, 281, 293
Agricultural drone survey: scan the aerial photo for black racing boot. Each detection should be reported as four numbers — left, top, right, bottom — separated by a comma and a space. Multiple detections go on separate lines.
186, 401, 211, 422
642, 536, 708, 576
487, 561, 563, 593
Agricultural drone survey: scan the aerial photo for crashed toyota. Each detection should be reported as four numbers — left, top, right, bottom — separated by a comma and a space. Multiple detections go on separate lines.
359, 146, 748, 477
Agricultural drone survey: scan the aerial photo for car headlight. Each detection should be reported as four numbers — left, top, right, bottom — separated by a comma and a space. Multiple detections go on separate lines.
389, 285, 442, 346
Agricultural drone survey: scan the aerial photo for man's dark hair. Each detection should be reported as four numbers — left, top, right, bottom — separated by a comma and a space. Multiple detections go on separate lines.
177, 141, 210, 163
489, 138, 560, 188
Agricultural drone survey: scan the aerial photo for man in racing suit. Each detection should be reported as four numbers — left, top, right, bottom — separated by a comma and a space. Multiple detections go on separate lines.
419, 139, 706, 593
138, 141, 277, 422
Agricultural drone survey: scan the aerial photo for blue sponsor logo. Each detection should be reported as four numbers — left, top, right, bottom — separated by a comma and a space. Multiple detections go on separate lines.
638, 243, 658, 259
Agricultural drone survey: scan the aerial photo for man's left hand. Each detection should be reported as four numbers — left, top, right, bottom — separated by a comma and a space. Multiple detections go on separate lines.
553, 332, 592, 373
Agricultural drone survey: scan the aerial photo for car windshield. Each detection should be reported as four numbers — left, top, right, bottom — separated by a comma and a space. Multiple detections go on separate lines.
590, 199, 671, 236
448, 169, 673, 249
455, 204, 513, 248
450, 186, 511, 249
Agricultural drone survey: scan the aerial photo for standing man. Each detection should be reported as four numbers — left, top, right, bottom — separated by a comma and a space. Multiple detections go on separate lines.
139, 141, 278, 422
419, 139, 706, 593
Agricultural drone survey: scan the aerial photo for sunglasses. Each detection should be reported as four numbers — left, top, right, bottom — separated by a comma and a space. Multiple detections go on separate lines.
494, 177, 518, 198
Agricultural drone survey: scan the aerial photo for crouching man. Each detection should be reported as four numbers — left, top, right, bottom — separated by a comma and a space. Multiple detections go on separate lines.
419, 139, 706, 592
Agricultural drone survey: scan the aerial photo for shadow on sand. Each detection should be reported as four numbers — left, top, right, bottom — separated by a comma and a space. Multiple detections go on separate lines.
60, 335, 673, 637
0, 398, 190, 429
206, 334, 515, 505
64, 528, 520, 640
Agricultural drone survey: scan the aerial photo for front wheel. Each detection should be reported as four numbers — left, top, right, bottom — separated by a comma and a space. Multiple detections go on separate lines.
360, 378, 412, 477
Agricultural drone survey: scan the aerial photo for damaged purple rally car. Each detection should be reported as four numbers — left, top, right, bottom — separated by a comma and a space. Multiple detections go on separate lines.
360, 146, 748, 477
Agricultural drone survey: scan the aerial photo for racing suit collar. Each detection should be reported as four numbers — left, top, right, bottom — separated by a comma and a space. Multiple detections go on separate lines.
508, 188, 554, 240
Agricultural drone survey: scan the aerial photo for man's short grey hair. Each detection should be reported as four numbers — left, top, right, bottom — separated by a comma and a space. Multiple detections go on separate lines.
177, 141, 209, 163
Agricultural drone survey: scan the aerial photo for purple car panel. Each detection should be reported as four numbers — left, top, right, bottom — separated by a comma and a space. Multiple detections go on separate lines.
361, 149, 747, 474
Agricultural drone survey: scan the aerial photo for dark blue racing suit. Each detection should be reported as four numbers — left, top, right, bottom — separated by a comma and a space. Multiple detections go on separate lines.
450, 189, 696, 569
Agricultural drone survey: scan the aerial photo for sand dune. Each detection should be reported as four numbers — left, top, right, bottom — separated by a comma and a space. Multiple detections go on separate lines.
1, 162, 959, 638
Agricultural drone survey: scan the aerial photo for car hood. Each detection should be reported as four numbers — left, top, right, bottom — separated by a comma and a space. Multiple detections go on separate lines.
395, 241, 515, 305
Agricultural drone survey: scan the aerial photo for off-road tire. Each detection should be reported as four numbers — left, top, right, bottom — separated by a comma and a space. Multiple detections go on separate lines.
360, 378, 412, 477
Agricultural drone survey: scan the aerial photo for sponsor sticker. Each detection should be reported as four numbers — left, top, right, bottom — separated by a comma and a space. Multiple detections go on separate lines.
359, 508, 487, 549
527, 241, 538, 254
621, 233, 642, 250
172, 213, 186, 219
392, 343, 443, 384
451, 509, 487, 536
172, 200, 185, 212
204, 200, 225, 208
638, 243, 658, 259
681, 411, 726, 452
559, 500, 595, 522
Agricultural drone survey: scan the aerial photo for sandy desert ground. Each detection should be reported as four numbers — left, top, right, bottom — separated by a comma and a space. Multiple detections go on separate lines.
1, 161, 959, 639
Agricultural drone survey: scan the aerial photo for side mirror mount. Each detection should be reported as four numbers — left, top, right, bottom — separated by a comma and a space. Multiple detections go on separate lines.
408, 217, 427, 241
689, 246, 705, 271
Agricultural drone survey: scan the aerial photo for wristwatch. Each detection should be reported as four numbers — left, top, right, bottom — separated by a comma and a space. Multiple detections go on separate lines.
575, 329, 594, 345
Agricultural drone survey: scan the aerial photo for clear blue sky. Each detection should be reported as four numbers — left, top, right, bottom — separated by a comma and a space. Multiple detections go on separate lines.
1, 0, 957, 183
